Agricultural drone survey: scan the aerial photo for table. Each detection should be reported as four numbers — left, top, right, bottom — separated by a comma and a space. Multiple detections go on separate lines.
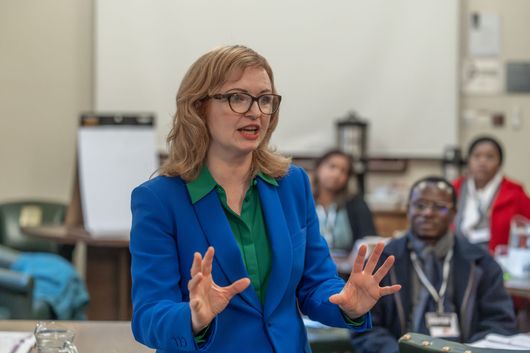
0, 319, 357, 353
22, 225, 131, 321
0, 320, 153, 353
505, 278, 530, 300
505, 277, 530, 332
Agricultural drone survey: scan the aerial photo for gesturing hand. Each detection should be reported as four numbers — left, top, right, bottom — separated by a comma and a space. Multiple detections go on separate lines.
188, 247, 250, 334
329, 242, 401, 320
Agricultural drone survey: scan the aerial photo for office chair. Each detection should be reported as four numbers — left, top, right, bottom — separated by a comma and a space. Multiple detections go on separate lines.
307, 326, 355, 353
0, 200, 73, 260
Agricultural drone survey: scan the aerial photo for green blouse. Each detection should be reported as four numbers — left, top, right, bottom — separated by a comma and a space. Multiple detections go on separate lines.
186, 166, 278, 304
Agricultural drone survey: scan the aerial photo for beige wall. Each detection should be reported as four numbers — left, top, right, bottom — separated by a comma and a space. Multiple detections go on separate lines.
459, 0, 530, 189
368, 0, 530, 197
0, 0, 93, 203
0, 0, 528, 204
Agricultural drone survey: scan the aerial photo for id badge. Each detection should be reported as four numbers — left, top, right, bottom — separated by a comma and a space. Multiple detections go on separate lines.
425, 312, 460, 338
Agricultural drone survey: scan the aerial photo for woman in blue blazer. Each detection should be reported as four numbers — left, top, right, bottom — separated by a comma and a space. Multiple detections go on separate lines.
130, 45, 400, 353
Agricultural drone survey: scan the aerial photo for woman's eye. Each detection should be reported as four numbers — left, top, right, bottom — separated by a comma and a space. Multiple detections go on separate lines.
260, 96, 272, 105
231, 94, 246, 103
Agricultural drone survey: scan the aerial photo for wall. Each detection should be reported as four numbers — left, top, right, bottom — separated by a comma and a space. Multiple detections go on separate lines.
459, 0, 530, 189
0, 0, 529, 203
0, 0, 93, 203
367, 0, 530, 201
95, 0, 458, 158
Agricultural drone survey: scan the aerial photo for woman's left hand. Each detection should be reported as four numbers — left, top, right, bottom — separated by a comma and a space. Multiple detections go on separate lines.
329, 242, 401, 320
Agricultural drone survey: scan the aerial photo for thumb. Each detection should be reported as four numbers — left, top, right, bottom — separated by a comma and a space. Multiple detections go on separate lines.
329, 293, 344, 305
225, 277, 251, 298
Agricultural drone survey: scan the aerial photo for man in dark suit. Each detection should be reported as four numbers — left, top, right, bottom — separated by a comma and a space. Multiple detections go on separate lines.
351, 176, 516, 353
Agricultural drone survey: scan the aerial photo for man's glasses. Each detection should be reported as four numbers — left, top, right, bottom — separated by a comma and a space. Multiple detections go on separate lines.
410, 200, 453, 215
209, 92, 281, 115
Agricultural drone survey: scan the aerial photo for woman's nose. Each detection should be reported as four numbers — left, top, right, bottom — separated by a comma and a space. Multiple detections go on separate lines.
245, 100, 261, 119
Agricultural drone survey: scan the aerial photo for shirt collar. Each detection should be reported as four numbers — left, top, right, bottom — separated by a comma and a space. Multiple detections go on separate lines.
407, 231, 454, 260
467, 170, 503, 199
186, 165, 278, 204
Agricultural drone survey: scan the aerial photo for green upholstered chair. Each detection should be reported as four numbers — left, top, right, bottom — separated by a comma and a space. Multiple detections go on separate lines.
0, 200, 73, 260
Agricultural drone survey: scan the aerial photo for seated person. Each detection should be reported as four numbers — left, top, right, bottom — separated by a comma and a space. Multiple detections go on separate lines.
351, 176, 516, 353
312, 149, 377, 254
453, 136, 530, 252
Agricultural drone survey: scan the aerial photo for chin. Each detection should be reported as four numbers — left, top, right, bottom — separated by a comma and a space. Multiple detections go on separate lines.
415, 233, 445, 243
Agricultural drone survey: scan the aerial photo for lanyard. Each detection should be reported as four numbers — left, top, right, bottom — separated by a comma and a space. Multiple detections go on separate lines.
316, 204, 337, 246
410, 248, 453, 313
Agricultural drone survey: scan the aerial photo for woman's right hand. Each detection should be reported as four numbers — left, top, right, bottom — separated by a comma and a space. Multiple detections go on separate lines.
188, 247, 250, 334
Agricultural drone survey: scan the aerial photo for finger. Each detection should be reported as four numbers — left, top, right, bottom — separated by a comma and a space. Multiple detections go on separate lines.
329, 293, 345, 306
224, 277, 250, 298
352, 244, 367, 273
202, 247, 215, 276
379, 284, 401, 297
373, 255, 396, 283
188, 272, 204, 292
363, 242, 384, 274
190, 252, 202, 277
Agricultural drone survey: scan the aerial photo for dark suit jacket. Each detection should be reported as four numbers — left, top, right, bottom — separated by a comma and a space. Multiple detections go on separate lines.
350, 234, 516, 353
345, 195, 377, 248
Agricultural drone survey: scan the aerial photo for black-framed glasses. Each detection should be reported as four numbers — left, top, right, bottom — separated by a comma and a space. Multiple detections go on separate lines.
410, 200, 453, 215
209, 92, 281, 115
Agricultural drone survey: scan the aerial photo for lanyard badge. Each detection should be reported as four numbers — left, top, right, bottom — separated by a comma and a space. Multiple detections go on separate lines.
410, 248, 460, 338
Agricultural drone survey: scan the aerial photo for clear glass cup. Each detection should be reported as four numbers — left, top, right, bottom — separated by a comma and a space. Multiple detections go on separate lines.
34, 321, 78, 353
494, 244, 510, 273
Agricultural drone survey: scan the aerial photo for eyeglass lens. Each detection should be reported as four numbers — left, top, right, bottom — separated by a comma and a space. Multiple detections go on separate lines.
228, 93, 280, 115
412, 201, 451, 214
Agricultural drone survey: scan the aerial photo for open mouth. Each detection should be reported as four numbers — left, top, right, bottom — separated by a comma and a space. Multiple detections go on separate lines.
237, 126, 259, 135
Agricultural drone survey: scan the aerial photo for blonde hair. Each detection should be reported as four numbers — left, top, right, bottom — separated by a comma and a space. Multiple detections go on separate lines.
160, 45, 291, 181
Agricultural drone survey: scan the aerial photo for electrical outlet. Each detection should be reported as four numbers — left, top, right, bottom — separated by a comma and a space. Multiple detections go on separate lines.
511, 106, 523, 130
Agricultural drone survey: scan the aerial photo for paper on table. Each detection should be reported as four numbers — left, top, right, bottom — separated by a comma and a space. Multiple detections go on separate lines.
468, 333, 530, 350
0, 332, 35, 353
302, 317, 330, 329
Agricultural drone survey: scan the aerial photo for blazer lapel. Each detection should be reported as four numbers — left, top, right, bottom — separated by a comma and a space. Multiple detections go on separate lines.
193, 191, 261, 313
396, 255, 412, 335
389, 239, 412, 334
257, 179, 293, 317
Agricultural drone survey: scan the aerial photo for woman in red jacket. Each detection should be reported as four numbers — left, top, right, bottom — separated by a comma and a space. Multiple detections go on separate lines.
453, 136, 530, 252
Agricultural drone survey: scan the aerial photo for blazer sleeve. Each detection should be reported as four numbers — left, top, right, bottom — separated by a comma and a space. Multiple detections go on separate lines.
468, 256, 517, 342
350, 256, 399, 353
294, 167, 372, 331
129, 185, 217, 352
517, 185, 530, 219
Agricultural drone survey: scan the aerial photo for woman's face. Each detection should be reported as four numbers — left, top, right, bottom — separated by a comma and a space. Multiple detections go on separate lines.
316, 154, 351, 194
468, 142, 501, 185
205, 66, 272, 161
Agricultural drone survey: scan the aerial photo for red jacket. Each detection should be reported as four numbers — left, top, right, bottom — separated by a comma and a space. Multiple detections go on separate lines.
453, 176, 530, 252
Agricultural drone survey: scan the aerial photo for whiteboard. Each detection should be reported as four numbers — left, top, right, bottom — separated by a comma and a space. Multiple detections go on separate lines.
95, 0, 458, 157
78, 123, 157, 236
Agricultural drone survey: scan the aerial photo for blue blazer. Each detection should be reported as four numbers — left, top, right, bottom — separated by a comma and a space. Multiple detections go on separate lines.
130, 165, 371, 353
